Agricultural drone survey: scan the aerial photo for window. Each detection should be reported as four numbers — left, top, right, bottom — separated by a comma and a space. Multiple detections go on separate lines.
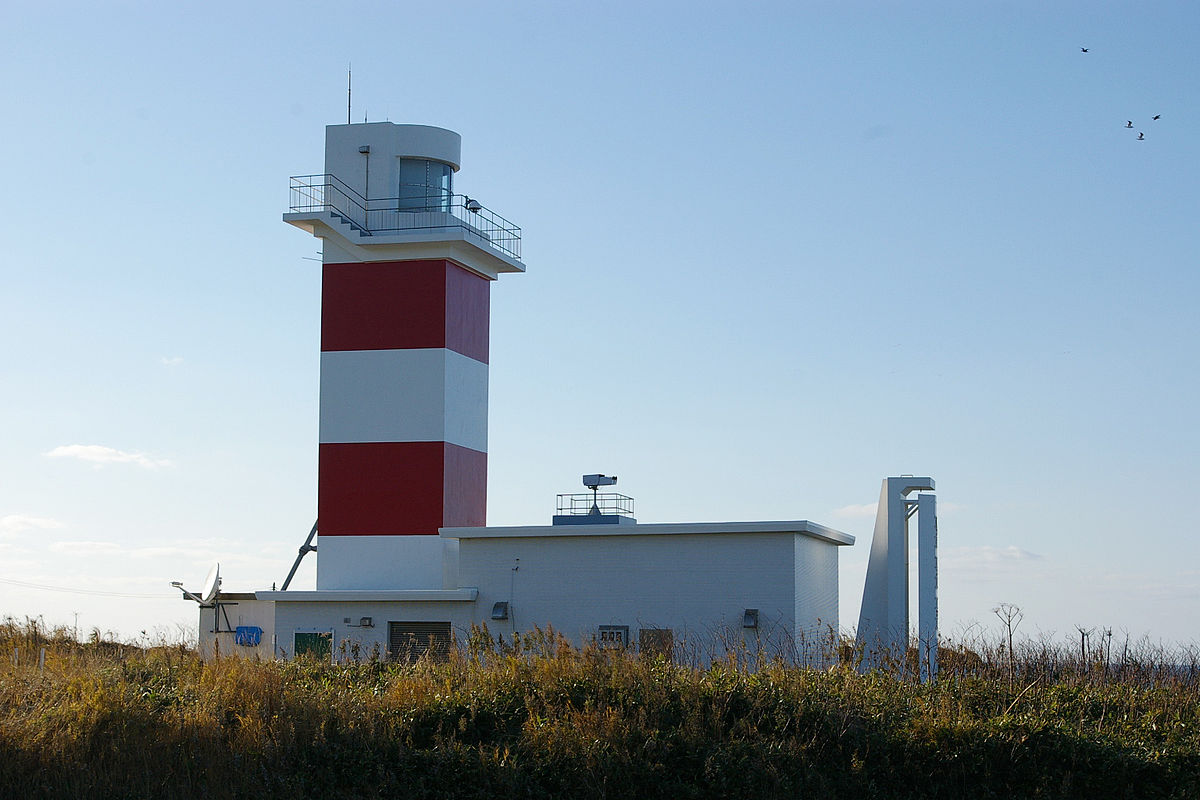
598, 625, 630, 648
388, 621, 453, 663
398, 159, 452, 211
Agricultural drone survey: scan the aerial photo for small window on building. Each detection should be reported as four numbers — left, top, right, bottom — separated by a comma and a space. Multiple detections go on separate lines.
388, 621, 453, 663
638, 628, 674, 658
294, 631, 332, 660
597, 625, 630, 649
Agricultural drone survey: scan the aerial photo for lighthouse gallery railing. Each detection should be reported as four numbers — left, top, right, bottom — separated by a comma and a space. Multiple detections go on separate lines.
289, 174, 522, 261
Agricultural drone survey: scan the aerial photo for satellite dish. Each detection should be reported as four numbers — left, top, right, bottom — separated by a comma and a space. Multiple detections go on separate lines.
201, 563, 221, 605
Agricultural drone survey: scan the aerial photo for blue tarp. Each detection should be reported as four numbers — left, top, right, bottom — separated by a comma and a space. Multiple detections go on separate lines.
234, 626, 263, 647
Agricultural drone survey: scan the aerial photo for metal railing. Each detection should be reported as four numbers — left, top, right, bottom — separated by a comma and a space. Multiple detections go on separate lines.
556, 493, 636, 518
288, 174, 522, 261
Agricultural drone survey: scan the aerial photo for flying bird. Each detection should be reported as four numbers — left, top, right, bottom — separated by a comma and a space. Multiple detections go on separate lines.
1138, 132, 1145, 140
1153, 114, 1162, 120
1081, 47, 1089, 53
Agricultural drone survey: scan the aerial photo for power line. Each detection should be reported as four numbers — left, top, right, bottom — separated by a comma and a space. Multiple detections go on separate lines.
0, 576, 173, 599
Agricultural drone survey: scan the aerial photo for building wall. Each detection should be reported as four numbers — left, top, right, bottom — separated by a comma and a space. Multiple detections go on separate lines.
315, 535, 455, 591
794, 533, 840, 663
260, 531, 845, 664
456, 531, 810, 660
272, 600, 472, 660
196, 596, 276, 660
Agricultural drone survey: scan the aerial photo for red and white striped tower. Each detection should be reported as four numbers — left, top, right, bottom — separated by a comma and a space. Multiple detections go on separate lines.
285, 123, 524, 590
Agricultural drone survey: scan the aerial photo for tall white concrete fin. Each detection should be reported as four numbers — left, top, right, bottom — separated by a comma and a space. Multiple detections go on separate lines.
917, 492, 938, 681
856, 479, 895, 657
856, 476, 936, 674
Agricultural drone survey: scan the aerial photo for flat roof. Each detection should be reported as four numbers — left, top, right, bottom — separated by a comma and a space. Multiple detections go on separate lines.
440, 520, 854, 546
254, 588, 478, 603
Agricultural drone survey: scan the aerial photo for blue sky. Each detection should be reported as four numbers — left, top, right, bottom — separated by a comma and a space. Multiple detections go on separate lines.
1, 1, 1197, 645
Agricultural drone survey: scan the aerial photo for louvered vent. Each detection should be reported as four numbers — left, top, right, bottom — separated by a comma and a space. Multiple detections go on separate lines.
388, 621, 452, 663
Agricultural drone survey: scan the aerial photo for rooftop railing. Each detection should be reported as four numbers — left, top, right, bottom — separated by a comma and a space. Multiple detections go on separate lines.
555, 493, 636, 518
288, 174, 522, 261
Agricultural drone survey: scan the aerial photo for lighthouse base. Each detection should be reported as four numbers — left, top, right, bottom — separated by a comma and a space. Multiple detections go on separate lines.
316, 535, 457, 590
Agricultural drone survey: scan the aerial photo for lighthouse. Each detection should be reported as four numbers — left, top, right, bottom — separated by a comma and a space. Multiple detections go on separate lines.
284, 122, 524, 592
190, 119, 868, 664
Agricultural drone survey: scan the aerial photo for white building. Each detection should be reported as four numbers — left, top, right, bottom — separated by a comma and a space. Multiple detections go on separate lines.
206, 516, 851, 662
189, 122, 936, 667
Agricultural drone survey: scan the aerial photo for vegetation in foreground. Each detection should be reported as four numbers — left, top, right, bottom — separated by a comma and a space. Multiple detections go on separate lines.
1, 616, 1198, 799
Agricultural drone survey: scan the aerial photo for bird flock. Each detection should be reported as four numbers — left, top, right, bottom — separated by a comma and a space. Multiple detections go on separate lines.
1082, 47, 1161, 141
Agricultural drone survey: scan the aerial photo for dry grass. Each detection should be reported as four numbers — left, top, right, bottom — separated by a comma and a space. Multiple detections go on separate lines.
1, 617, 1197, 799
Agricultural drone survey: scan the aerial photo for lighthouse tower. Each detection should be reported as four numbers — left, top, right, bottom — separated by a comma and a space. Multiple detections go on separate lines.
284, 123, 523, 591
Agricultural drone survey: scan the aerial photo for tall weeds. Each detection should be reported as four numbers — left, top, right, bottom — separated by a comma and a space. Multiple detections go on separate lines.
0, 617, 1196, 799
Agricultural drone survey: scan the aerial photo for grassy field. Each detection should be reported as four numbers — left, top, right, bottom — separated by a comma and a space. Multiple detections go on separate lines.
1, 617, 1197, 799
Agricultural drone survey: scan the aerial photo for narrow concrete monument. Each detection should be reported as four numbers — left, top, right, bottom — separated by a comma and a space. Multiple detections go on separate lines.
856, 476, 938, 679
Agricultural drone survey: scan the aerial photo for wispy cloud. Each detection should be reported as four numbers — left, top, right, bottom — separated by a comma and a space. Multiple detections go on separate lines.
918, 545, 1053, 591
129, 544, 283, 572
0, 556, 38, 571
1083, 570, 1200, 603
941, 545, 1045, 576
129, 545, 208, 560
45, 444, 172, 470
831, 503, 878, 519
125, 537, 292, 575
50, 540, 122, 556
831, 499, 964, 520
160, 356, 184, 367
0, 540, 34, 557
0, 514, 65, 539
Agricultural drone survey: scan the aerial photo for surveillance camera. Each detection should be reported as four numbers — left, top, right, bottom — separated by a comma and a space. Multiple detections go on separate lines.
583, 474, 617, 489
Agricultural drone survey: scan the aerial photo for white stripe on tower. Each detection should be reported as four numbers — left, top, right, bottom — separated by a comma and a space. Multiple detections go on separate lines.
319, 349, 488, 452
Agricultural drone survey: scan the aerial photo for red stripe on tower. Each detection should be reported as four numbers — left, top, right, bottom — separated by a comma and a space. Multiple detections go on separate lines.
321, 259, 489, 362
318, 441, 487, 535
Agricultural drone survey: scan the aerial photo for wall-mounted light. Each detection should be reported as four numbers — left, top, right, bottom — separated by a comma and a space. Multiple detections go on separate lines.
742, 609, 759, 629
491, 601, 509, 621
465, 198, 483, 213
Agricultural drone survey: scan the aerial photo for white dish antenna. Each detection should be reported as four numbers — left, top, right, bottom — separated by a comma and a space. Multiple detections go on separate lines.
201, 563, 221, 605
